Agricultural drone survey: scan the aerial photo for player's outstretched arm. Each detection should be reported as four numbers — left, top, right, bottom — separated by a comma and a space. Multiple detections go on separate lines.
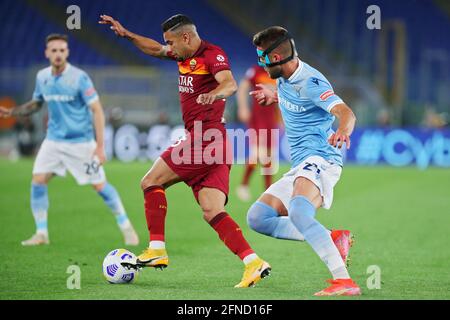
90, 100, 107, 164
99, 15, 168, 58
249, 83, 278, 106
196, 70, 238, 105
237, 78, 251, 123
329, 103, 356, 149
0, 100, 42, 118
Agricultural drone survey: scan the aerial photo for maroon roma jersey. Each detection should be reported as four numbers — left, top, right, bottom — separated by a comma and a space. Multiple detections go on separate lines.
169, 40, 231, 132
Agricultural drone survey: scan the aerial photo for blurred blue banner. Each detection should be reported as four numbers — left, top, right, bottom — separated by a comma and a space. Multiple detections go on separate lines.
108, 123, 450, 169
346, 128, 450, 168
225, 124, 450, 169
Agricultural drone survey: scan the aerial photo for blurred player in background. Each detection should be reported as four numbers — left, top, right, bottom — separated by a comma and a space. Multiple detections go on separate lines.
236, 65, 279, 202
0, 34, 139, 246
247, 26, 361, 296
100, 14, 271, 287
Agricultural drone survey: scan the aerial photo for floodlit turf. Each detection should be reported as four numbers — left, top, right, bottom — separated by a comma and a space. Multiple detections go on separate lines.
0, 158, 449, 300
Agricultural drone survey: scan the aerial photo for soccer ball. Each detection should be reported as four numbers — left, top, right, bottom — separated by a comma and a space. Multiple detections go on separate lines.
102, 249, 138, 284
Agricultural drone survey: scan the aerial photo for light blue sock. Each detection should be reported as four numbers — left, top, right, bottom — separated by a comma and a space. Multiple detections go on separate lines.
98, 183, 130, 229
247, 201, 305, 241
289, 195, 349, 279
31, 183, 49, 234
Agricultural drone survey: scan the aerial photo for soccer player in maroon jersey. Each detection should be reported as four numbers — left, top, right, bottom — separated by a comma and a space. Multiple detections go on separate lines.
99, 14, 271, 287
236, 65, 279, 202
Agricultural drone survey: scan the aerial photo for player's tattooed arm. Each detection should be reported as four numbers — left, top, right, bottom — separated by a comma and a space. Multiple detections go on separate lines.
99, 15, 168, 58
329, 103, 356, 149
0, 100, 43, 118
249, 83, 278, 106
196, 70, 238, 105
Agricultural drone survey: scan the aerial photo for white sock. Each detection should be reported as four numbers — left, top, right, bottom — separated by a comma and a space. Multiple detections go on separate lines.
117, 214, 131, 230
149, 241, 165, 249
243, 253, 258, 265
36, 228, 48, 237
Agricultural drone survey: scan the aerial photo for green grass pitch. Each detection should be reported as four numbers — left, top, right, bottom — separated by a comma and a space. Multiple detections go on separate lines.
0, 158, 449, 300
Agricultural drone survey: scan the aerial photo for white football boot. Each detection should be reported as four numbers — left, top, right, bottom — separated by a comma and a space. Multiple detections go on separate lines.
236, 185, 251, 202
21, 233, 50, 246
121, 224, 139, 246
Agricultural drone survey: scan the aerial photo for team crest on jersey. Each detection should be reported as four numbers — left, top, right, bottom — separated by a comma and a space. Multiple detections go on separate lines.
64, 78, 77, 88
293, 85, 302, 97
189, 59, 197, 71
319, 90, 334, 101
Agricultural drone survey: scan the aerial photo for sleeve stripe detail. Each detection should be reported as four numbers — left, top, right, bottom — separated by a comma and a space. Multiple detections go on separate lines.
86, 96, 99, 106
326, 99, 343, 112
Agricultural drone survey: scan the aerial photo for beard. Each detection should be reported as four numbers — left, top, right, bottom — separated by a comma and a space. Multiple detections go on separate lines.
266, 66, 283, 79
175, 54, 187, 62
52, 58, 64, 67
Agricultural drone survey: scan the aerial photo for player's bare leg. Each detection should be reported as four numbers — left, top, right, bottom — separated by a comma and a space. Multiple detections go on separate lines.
136, 157, 181, 269
289, 177, 360, 296
22, 173, 53, 246
199, 187, 271, 288
92, 181, 139, 246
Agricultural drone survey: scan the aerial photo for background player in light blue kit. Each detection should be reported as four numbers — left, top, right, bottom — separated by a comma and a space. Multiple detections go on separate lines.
247, 26, 361, 296
0, 34, 139, 246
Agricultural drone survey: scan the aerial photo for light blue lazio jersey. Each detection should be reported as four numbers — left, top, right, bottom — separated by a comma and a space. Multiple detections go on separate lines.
277, 59, 344, 167
32, 63, 99, 142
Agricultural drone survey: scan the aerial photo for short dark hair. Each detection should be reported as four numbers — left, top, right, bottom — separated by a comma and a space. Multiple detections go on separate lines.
161, 14, 194, 32
253, 26, 295, 58
46, 33, 68, 44
253, 26, 289, 48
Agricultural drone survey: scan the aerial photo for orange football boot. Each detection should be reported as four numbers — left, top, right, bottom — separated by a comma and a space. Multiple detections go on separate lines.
314, 279, 361, 296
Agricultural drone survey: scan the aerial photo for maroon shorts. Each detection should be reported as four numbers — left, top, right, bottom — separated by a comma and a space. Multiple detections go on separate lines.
160, 130, 231, 204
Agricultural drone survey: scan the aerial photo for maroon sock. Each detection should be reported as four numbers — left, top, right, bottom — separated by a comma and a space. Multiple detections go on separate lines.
242, 164, 256, 185
208, 212, 254, 260
143, 186, 167, 241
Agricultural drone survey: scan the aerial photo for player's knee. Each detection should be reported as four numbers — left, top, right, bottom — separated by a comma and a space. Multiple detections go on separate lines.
140, 178, 149, 190
32, 175, 49, 185
140, 175, 158, 190
201, 206, 223, 222
92, 183, 105, 193
247, 201, 278, 234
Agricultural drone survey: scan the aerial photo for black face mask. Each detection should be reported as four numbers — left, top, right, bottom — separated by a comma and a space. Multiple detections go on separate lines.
257, 33, 295, 67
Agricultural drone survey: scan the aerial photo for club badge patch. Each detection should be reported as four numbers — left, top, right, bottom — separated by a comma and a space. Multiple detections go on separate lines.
189, 59, 197, 71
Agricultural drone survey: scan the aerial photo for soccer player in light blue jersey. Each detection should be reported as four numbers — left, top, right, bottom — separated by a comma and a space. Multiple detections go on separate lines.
0, 34, 139, 246
246, 26, 361, 296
